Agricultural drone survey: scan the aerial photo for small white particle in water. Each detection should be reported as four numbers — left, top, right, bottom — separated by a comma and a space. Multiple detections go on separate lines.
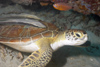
90, 58, 93, 61
70, 57, 74, 60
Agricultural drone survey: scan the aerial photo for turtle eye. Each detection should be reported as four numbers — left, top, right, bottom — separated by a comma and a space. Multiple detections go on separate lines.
75, 32, 82, 38
76, 33, 80, 37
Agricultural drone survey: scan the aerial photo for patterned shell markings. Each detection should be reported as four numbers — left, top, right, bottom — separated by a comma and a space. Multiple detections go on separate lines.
0, 21, 58, 43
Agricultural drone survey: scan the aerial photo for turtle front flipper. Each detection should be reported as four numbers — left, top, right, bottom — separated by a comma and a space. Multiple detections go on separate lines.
18, 48, 53, 67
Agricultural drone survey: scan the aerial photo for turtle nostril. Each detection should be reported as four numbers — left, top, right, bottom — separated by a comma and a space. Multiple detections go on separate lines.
83, 31, 86, 34
71, 32, 73, 35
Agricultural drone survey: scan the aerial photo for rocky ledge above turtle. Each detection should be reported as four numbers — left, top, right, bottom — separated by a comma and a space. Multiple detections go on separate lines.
0, 14, 88, 67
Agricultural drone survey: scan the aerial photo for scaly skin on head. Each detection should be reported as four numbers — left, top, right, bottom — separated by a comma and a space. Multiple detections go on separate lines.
51, 29, 88, 51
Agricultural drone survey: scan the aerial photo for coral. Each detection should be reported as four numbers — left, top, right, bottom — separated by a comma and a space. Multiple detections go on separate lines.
11, 0, 100, 16
72, 0, 100, 16
51, 0, 100, 16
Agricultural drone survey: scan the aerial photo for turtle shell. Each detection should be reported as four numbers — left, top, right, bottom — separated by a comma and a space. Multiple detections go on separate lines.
0, 20, 59, 44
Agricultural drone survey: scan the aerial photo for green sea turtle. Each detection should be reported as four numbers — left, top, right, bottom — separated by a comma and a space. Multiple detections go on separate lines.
0, 14, 88, 67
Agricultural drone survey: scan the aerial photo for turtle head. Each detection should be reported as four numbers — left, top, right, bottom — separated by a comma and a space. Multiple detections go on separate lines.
64, 29, 88, 46
51, 29, 88, 51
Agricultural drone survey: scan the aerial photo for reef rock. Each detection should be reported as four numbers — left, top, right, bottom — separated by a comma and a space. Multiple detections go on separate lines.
11, 0, 100, 16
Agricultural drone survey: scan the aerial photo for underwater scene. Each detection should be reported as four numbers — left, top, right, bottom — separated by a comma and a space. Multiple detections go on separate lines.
0, 0, 100, 67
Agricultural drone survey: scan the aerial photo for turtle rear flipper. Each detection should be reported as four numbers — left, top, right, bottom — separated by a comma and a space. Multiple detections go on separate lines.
19, 48, 53, 67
